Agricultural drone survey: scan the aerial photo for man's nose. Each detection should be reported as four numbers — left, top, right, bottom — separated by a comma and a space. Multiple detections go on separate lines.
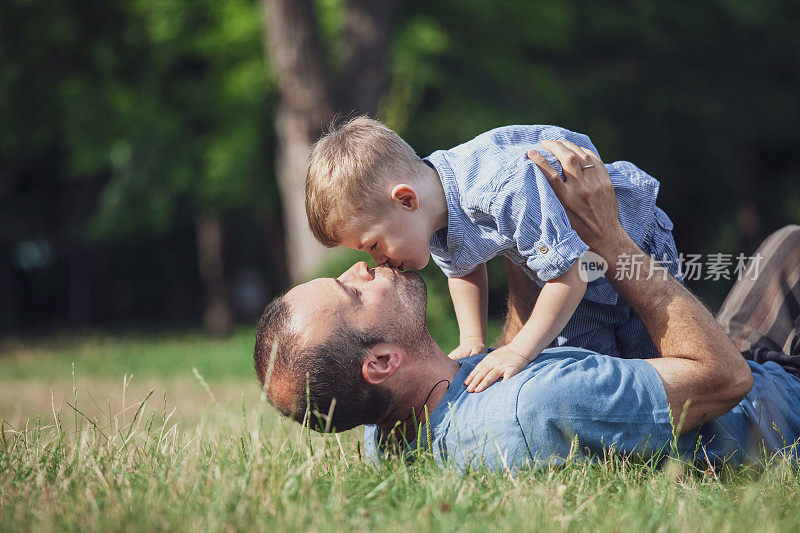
356, 260, 376, 280
340, 261, 374, 282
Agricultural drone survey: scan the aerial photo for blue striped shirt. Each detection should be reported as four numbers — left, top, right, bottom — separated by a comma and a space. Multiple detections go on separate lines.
425, 125, 671, 306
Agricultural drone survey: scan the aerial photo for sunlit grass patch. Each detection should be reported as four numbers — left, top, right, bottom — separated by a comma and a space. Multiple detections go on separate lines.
2, 380, 800, 532
2, 333, 800, 531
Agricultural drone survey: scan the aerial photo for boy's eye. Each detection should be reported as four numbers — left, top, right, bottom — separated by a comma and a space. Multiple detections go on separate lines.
369, 242, 377, 251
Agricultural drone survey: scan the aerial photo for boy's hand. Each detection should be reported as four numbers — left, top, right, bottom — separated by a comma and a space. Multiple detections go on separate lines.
464, 344, 534, 393
448, 337, 487, 360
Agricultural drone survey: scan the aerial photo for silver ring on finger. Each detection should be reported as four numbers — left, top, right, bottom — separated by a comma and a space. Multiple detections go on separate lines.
581, 163, 595, 170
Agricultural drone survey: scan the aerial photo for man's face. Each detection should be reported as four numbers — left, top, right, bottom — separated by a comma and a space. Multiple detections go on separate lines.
285, 262, 428, 348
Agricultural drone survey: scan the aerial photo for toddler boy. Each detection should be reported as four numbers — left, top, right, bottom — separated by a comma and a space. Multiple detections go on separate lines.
305, 117, 682, 392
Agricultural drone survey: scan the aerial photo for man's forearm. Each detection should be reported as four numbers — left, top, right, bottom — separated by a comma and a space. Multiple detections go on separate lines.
501, 257, 541, 345
598, 230, 752, 431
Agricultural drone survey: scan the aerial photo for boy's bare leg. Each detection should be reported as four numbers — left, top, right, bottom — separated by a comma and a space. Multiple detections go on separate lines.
500, 257, 540, 345
717, 225, 800, 374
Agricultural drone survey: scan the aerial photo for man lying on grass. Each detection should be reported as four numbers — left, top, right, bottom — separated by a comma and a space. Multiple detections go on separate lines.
254, 142, 800, 469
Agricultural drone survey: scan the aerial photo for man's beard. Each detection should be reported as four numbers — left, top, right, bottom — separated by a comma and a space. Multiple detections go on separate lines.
372, 267, 429, 349
392, 270, 429, 335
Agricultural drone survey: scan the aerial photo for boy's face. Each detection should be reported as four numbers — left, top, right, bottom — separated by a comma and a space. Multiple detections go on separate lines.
338, 206, 432, 271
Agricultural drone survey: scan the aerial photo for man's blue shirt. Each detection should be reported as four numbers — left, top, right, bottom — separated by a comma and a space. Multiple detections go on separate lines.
364, 349, 800, 470
425, 124, 677, 306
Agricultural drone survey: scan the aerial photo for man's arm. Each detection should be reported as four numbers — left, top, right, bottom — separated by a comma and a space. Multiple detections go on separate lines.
529, 140, 753, 433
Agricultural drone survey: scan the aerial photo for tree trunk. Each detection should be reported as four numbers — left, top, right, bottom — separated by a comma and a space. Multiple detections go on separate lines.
272, 101, 332, 281
67, 239, 90, 330
0, 246, 17, 331
261, 0, 334, 281
338, 0, 393, 115
196, 214, 232, 336
66, 181, 92, 330
261, 0, 393, 281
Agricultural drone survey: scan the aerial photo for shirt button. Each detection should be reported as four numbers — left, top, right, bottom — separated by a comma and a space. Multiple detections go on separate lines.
539, 245, 549, 254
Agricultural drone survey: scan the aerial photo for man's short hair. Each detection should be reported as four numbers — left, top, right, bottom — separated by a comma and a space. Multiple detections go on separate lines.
254, 294, 394, 432
305, 116, 422, 247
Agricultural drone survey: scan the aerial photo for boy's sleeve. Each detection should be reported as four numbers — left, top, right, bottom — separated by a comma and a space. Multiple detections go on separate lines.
430, 252, 458, 278
492, 125, 604, 283
495, 150, 589, 283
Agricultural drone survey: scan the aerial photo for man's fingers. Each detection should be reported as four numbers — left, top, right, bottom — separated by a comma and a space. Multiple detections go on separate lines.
542, 140, 588, 174
580, 147, 605, 167
559, 140, 594, 166
529, 149, 566, 194
580, 147, 597, 159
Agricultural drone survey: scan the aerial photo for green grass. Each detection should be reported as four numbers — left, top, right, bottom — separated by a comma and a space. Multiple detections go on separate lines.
2, 333, 800, 532
0, 329, 257, 381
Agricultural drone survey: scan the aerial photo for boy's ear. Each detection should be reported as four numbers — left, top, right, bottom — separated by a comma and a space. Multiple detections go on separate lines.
361, 344, 404, 385
390, 184, 419, 211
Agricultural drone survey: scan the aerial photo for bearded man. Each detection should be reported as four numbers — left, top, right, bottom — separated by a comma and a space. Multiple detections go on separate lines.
254, 141, 800, 469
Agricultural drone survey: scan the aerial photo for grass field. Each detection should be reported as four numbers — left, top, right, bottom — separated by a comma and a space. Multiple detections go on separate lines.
2, 330, 800, 532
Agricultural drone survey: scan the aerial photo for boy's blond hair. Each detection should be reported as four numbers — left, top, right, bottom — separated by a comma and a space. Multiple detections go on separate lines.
305, 116, 422, 247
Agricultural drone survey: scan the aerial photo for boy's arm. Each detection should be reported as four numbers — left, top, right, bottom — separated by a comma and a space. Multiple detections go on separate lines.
507, 262, 586, 358
463, 262, 586, 392
448, 263, 489, 359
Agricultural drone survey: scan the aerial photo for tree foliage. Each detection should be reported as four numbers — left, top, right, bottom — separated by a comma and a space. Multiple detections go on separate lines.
1, 0, 799, 329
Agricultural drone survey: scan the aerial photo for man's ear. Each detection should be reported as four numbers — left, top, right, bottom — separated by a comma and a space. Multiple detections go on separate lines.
390, 184, 419, 211
361, 344, 404, 385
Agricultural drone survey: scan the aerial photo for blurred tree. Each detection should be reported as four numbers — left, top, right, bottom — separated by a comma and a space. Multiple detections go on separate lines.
0, 0, 279, 334
261, 0, 392, 280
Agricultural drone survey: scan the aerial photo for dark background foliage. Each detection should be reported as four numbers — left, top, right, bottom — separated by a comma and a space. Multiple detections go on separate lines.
1, 0, 798, 341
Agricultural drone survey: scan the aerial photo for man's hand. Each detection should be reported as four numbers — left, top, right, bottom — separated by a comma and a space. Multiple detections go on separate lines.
528, 140, 623, 253
463, 344, 532, 393
448, 337, 487, 360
